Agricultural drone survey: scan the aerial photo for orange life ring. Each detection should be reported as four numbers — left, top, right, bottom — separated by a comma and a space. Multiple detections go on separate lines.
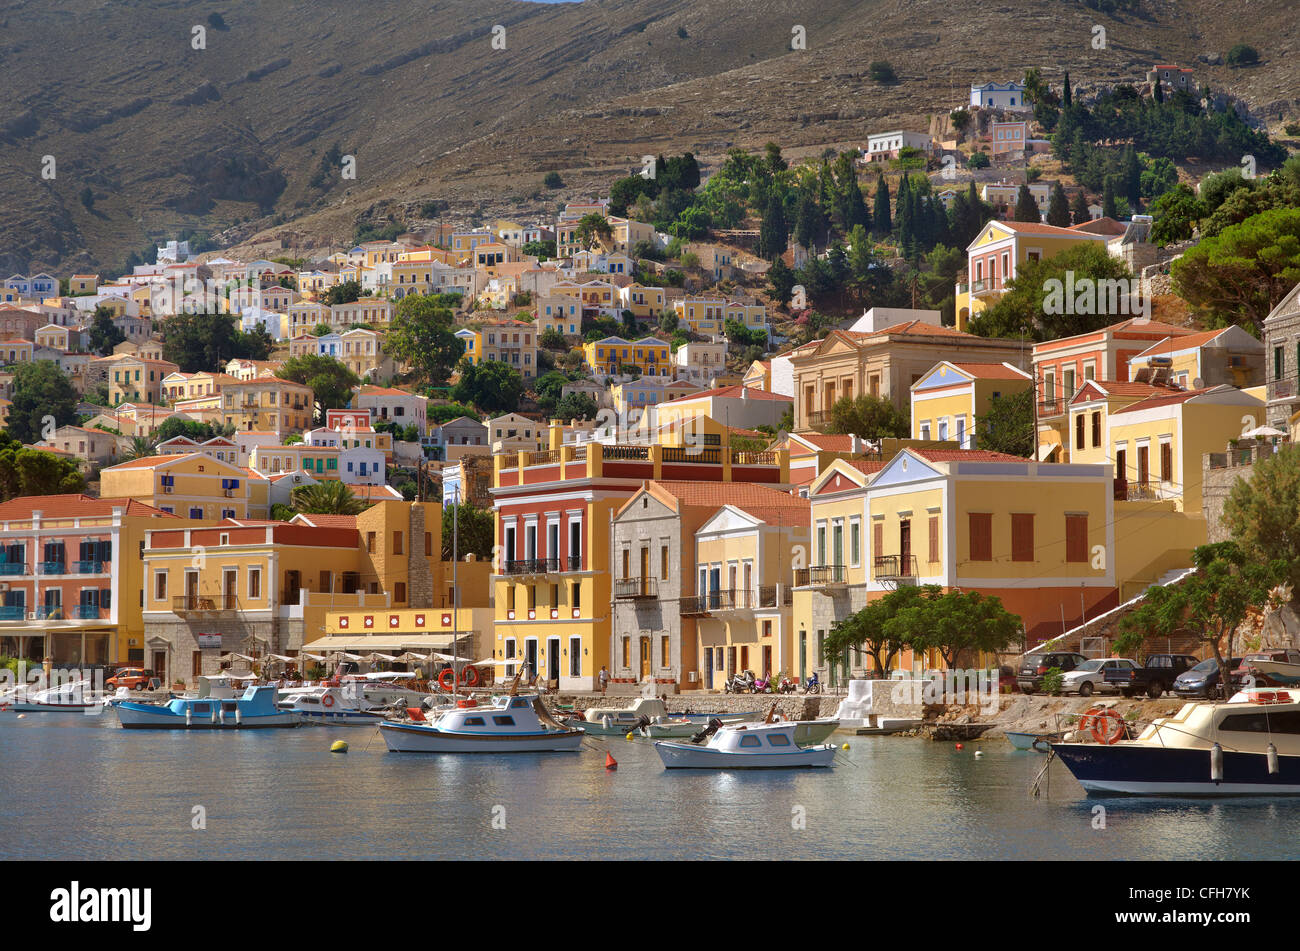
438, 668, 457, 690
1090, 710, 1126, 745
1077, 705, 1107, 735
461, 665, 480, 687
321, 693, 335, 708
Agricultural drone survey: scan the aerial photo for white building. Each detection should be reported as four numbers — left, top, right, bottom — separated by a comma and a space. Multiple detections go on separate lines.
970, 81, 1030, 111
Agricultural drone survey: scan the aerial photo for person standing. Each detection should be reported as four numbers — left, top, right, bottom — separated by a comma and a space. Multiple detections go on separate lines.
598, 665, 610, 695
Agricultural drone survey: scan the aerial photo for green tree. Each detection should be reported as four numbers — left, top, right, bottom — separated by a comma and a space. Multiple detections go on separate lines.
887, 586, 1022, 668
160, 312, 271, 372
872, 174, 892, 237
1150, 184, 1206, 245
7, 361, 79, 443
868, 60, 898, 84
1226, 44, 1259, 67
121, 436, 156, 462
321, 280, 362, 306
1013, 184, 1041, 222
1223, 444, 1300, 595
386, 294, 465, 385
153, 418, 232, 444
88, 306, 126, 356
826, 585, 925, 675
974, 389, 1035, 457
1046, 182, 1071, 227
824, 394, 909, 438
276, 355, 362, 423
442, 501, 495, 560
574, 213, 613, 254
1171, 208, 1300, 337
758, 193, 789, 260
767, 256, 796, 307
291, 480, 366, 515
554, 391, 598, 421
451, 359, 525, 415
539, 327, 567, 350
1115, 543, 1286, 696
543, 171, 564, 189
1069, 189, 1090, 225
967, 151, 990, 170
0, 434, 86, 500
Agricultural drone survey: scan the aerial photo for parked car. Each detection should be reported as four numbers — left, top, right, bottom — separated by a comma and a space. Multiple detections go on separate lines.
1104, 654, 1198, 698
1061, 658, 1138, 697
1017, 652, 1088, 694
1173, 657, 1241, 699
106, 667, 155, 691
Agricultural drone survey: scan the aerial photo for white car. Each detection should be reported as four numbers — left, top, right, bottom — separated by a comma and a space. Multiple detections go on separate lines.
1061, 658, 1138, 697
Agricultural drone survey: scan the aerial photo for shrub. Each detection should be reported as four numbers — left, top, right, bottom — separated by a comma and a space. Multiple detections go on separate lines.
967, 151, 990, 169
869, 60, 898, 84
1041, 667, 1065, 696
543, 171, 564, 189
1226, 44, 1259, 67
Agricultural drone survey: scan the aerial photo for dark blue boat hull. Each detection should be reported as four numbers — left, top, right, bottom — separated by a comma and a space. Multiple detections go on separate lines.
1051, 742, 1300, 796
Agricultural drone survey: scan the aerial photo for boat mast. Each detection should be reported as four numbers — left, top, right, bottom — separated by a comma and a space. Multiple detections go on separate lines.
451, 488, 459, 702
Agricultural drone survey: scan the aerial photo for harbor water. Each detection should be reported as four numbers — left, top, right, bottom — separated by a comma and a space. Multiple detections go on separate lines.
3, 713, 1298, 860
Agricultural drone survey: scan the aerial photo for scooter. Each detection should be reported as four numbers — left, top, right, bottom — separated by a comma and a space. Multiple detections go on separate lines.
803, 673, 822, 695
778, 676, 798, 694
753, 671, 773, 694
724, 670, 756, 694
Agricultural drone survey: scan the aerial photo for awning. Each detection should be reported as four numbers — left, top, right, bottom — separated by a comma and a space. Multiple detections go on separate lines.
1036, 443, 1056, 461
303, 634, 465, 653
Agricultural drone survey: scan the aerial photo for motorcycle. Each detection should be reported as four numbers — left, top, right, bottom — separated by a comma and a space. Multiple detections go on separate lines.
724, 669, 756, 694
778, 676, 798, 694
753, 671, 773, 694
803, 674, 822, 695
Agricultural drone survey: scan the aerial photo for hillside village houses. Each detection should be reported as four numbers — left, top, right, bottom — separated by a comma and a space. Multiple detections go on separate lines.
0, 92, 1293, 695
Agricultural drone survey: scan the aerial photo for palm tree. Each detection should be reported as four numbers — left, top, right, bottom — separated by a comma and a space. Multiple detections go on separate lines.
121, 436, 155, 462
291, 480, 366, 515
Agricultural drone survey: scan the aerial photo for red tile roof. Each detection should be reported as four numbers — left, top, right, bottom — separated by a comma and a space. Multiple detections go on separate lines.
643, 480, 805, 524
949, 361, 1031, 380
1076, 380, 1185, 400
0, 494, 178, 519
1132, 328, 1230, 358
910, 448, 1029, 463
291, 514, 359, 529
1111, 387, 1221, 415
662, 384, 792, 404
991, 220, 1108, 238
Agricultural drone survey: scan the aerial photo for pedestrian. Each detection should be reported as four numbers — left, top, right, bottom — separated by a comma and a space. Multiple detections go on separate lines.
598, 665, 610, 695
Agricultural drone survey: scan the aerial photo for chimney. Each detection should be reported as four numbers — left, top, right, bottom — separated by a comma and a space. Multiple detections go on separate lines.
851, 435, 860, 454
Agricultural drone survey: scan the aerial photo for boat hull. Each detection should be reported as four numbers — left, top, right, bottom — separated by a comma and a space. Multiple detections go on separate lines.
8, 701, 104, 713
1246, 660, 1300, 687
654, 741, 836, 769
1051, 742, 1300, 796
113, 702, 299, 729
1006, 730, 1061, 751
379, 720, 584, 752
291, 709, 387, 726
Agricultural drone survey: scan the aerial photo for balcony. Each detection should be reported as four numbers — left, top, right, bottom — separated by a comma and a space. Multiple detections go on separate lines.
662, 447, 720, 464
873, 554, 919, 581
971, 279, 999, 299
35, 606, 66, 620
1268, 378, 1297, 404
1114, 480, 1166, 502
804, 411, 832, 428
173, 594, 241, 615
73, 560, 106, 574
678, 589, 751, 616
614, 577, 658, 600
567, 555, 582, 572
602, 444, 650, 461
0, 606, 23, 620
39, 562, 66, 575
757, 584, 792, 608
0, 563, 25, 576
503, 558, 560, 577
72, 605, 102, 619
794, 565, 848, 587
1037, 398, 1065, 419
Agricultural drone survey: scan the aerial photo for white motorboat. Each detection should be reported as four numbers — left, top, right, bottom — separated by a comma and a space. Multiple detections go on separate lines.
1052, 688, 1300, 795
277, 683, 396, 725
379, 694, 584, 753
4, 679, 108, 713
655, 720, 837, 769
641, 715, 840, 745
568, 696, 761, 736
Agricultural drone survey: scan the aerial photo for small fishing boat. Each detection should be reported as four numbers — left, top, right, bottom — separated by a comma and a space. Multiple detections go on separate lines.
1051, 689, 1300, 795
4, 680, 107, 713
1242, 655, 1300, 688
111, 678, 299, 729
568, 696, 760, 736
655, 720, 837, 769
379, 694, 584, 753
277, 684, 395, 725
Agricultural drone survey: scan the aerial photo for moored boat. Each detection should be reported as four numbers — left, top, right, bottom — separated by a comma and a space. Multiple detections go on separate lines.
112, 680, 299, 729
1052, 689, 1300, 795
5, 680, 107, 713
1006, 730, 1064, 752
277, 684, 394, 725
567, 696, 761, 736
654, 720, 837, 769
379, 694, 584, 753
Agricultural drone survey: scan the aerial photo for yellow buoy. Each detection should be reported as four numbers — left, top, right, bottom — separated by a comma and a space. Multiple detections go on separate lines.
841, 743, 849, 750
330, 740, 348, 754
625, 732, 635, 740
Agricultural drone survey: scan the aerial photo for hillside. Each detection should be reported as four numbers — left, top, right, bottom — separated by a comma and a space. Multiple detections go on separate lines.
3, 0, 1298, 272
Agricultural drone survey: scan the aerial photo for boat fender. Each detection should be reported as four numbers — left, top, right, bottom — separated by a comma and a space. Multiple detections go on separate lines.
602, 715, 612, 729
322, 693, 335, 708
219, 708, 225, 725
235, 708, 241, 726
211, 707, 217, 724
1267, 742, 1280, 775
186, 708, 192, 726
1210, 742, 1224, 783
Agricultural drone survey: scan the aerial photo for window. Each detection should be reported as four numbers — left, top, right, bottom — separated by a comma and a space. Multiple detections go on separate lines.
1160, 441, 1172, 482
660, 545, 668, 580
366, 532, 376, 554
661, 635, 670, 668
394, 582, 406, 602
968, 513, 992, 562
248, 568, 261, 600
767, 733, 791, 747
464, 717, 485, 726
1011, 513, 1034, 562
492, 716, 515, 726
1091, 411, 1101, 448
1075, 414, 1085, 450
1065, 515, 1088, 563
154, 572, 167, 601
739, 735, 762, 748
849, 518, 861, 566
393, 531, 403, 555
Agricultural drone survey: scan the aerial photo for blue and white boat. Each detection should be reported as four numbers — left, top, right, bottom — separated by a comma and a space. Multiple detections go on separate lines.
112, 676, 299, 729
1052, 689, 1300, 795
379, 694, 583, 752
655, 720, 837, 769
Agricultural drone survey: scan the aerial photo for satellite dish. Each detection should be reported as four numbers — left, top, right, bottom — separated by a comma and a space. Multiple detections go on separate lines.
1192, 377, 1204, 390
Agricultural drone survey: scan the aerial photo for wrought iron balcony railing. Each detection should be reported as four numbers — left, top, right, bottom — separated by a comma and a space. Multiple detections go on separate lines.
793, 565, 848, 587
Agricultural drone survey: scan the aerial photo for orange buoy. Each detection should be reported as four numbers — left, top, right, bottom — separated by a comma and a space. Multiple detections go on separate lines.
955, 743, 964, 751
406, 707, 426, 722
605, 752, 618, 770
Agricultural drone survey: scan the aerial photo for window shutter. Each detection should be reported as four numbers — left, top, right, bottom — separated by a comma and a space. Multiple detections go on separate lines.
928, 516, 939, 564
873, 522, 883, 562
1066, 515, 1088, 563
969, 513, 992, 562
1011, 513, 1034, 562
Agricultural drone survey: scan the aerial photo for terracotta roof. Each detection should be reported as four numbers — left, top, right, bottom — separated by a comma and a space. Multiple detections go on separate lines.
872, 320, 978, 338
645, 480, 807, 526
1069, 217, 1127, 236
844, 459, 889, 476
1077, 380, 1184, 400
351, 484, 404, 501
793, 433, 856, 452
949, 362, 1030, 380
990, 220, 1107, 238
102, 453, 192, 469
290, 514, 358, 529
0, 494, 178, 519
910, 448, 1029, 463
662, 384, 792, 404
1111, 387, 1224, 415
1132, 328, 1231, 358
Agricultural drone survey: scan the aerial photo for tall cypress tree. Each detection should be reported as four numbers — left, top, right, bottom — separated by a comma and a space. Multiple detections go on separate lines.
1013, 184, 1041, 222
1102, 177, 1118, 219
1062, 70, 1072, 108
1069, 189, 1090, 225
1046, 181, 1071, 227
758, 193, 789, 260
872, 174, 892, 237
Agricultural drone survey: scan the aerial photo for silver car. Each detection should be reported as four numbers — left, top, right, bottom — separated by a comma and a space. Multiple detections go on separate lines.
1061, 658, 1138, 697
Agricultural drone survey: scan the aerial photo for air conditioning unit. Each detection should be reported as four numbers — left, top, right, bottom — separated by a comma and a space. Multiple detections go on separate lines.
26, 612, 36, 620
163, 485, 173, 494
687, 671, 698, 683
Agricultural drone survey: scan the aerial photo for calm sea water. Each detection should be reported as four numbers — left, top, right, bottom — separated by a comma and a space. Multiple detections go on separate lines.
2, 713, 1298, 860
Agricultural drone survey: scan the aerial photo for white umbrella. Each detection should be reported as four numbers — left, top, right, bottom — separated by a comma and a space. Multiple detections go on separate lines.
299, 652, 329, 661
366, 652, 400, 662
469, 657, 499, 666
265, 653, 296, 663
1242, 425, 1286, 439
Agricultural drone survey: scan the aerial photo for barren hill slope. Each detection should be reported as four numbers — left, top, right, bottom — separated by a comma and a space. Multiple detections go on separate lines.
2, 0, 1296, 272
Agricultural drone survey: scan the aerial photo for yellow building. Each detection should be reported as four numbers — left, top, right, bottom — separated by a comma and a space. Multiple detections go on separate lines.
222, 377, 314, 434
248, 443, 342, 481
108, 357, 181, 406
583, 335, 672, 377
101, 453, 254, 520
954, 220, 1109, 330
910, 361, 1033, 449
619, 283, 667, 320
673, 297, 767, 337
743, 360, 772, 391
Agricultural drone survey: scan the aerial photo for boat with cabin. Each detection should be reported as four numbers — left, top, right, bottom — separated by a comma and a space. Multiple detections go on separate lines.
277, 683, 396, 725
3, 679, 107, 713
1051, 689, 1300, 795
654, 719, 837, 769
379, 694, 584, 753
568, 696, 761, 736
111, 675, 299, 729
